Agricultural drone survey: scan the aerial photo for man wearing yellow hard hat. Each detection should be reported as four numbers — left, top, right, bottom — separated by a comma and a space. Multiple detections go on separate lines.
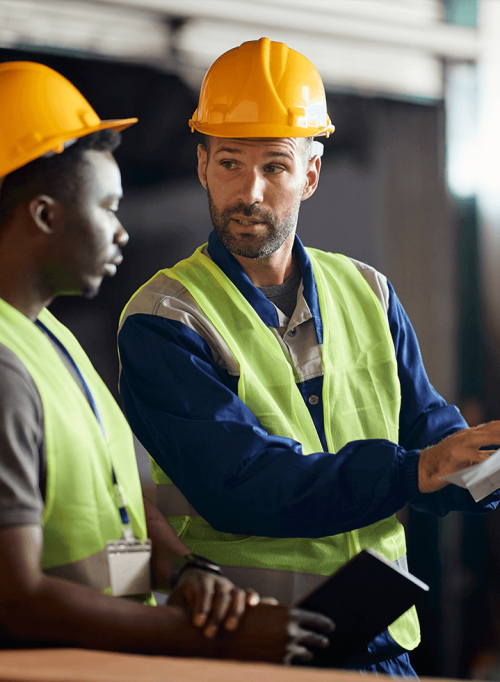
118, 38, 500, 675
0, 59, 333, 662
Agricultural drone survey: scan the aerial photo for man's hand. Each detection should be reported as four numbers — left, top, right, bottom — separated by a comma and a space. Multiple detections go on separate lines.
208, 603, 334, 665
418, 421, 500, 493
284, 608, 335, 665
168, 568, 260, 638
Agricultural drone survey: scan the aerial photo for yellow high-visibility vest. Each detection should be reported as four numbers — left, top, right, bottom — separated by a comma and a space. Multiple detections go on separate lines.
128, 245, 419, 648
0, 298, 153, 603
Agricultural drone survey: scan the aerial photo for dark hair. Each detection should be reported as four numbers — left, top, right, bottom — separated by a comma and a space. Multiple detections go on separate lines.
204, 134, 313, 164
0, 128, 121, 230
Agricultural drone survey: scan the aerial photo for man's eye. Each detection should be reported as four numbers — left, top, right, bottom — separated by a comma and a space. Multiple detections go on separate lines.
265, 165, 284, 174
221, 161, 236, 170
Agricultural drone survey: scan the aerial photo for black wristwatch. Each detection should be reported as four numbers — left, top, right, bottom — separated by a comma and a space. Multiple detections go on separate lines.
170, 553, 223, 589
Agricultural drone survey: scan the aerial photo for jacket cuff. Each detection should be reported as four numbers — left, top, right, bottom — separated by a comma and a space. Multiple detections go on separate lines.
403, 448, 421, 499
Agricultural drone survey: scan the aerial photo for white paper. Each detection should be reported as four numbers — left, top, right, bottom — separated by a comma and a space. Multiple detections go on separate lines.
441, 448, 500, 502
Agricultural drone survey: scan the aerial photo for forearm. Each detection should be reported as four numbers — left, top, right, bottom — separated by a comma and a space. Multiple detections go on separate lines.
173, 439, 419, 538
0, 572, 207, 656
143, 495, 191, 589
0, 567, 291, 663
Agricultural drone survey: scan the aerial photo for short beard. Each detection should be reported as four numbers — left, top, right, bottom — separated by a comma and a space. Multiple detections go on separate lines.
207, 188, 300, 259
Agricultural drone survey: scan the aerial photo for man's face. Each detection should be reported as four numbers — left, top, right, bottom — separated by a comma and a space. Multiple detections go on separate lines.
198, 137, 319, 259
43, 150, 128, 299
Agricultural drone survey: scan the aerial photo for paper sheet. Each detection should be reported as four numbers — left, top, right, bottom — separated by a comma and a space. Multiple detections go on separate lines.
441, 448, 500, 502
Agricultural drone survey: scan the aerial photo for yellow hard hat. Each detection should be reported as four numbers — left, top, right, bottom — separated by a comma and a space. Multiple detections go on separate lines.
189, 37, 334, 139
0, 61, 138, 177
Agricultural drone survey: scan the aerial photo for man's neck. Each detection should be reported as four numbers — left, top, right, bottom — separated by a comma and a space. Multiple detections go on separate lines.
0, 281, 49, 321
231, 234, 295, 287
0, 253, 50, 321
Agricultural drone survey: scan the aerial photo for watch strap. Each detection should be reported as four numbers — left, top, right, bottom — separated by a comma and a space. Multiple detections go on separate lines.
170, 553, 222, 590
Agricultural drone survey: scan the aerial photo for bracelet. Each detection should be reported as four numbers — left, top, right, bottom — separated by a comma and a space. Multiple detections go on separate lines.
170, 553, 222, 590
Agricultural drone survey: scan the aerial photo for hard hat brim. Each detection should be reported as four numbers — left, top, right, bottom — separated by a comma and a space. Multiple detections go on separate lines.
0, 117, 138, 178
190, 120, 335, 139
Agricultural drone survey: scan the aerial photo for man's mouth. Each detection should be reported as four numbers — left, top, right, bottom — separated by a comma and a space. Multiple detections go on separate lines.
231, 217, 267, 227
103, 253, 123, 277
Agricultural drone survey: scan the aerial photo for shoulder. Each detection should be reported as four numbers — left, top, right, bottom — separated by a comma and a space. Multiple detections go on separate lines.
0, 343, 44, 439
119, 272, 213, 347
120, 247, 216, 339
119, 251, 234, 370
0, 344, 45, 527
347, 257, 390, 318
0, 344, 42, 407
121, 272, 197, 324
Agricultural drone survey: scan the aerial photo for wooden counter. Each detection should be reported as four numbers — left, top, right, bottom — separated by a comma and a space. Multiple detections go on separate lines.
0, 648, 374, 682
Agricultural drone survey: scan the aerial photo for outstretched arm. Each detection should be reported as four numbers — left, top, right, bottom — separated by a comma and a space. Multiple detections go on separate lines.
119, 308, 500, 539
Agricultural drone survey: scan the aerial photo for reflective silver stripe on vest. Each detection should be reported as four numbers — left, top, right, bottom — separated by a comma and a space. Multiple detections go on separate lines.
155, 485, 409, 604
221, 564, 329, 607
156, 484, 199, 516
221, 555, 409, 608
43, 548, 110, 590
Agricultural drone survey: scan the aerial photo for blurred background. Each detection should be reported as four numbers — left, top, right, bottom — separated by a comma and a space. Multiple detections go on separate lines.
1, 0, 499, 677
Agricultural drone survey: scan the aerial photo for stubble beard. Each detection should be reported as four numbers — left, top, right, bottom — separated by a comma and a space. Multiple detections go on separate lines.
207, 187, 301, 259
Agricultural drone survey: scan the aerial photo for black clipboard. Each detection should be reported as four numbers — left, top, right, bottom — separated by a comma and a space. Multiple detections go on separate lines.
297, 548, 429, 667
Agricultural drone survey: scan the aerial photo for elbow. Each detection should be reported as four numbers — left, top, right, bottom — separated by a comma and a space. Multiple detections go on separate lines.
0, 575, 56, 646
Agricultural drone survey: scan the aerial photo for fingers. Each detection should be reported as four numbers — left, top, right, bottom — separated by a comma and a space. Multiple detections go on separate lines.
245, 587, 260, 606
202, 578, 234, 638
172, 569, 277, 640
290, 625, 330, 649
170, 568, 218, 628
289, 607, 335, 633
259, 596, 279, 605
284, 644, 313, 666
220, 587, 247, 633
283, 614, 333, 665
192, 573, 215, 627
418, 422, 500, 493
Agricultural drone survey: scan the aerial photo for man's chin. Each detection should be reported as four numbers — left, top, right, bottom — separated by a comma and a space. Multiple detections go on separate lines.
70, 277, 102, 300
81, 287, 100, 300
226, 237, 282, 260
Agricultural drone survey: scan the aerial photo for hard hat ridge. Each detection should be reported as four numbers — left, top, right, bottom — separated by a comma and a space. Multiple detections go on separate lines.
189, 37, 335, 139
0, 61, 138, 178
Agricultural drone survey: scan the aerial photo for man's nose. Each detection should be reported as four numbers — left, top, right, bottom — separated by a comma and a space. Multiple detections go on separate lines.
114, 223, 129, 247
237, 169, 264, 205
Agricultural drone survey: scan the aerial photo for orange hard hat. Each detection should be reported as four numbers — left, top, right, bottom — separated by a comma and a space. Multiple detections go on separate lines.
189, 37, 334, 139
0, 61, 138, 177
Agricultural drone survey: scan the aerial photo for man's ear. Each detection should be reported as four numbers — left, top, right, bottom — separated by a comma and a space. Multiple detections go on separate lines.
197, 144, 208, 190
301, 155, 321, 202
29, 195, 57, 235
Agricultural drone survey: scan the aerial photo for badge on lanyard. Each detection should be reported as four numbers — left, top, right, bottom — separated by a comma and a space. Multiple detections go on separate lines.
36, 319, 153, 598
107, 470, 152, 597
106, 538, 152, 597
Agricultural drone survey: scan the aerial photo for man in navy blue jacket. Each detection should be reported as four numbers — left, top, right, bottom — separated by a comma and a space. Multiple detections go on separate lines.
118, 38, 500, 675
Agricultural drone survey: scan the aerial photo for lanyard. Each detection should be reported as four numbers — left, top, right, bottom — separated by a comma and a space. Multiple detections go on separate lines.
36, 319, 135, 542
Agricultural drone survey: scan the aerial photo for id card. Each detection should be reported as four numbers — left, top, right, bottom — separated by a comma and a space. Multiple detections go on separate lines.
106, 539, 152, 597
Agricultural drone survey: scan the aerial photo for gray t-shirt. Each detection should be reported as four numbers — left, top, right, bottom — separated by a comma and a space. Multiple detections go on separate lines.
0, 335, 91, 529
258, 259, 302, 319
0, 343, 46, 527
